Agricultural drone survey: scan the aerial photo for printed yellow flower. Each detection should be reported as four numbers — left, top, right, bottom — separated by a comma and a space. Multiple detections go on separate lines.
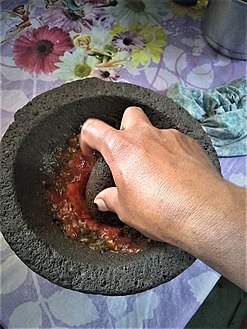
110, 23, 166, 68
168, 0, 208, 18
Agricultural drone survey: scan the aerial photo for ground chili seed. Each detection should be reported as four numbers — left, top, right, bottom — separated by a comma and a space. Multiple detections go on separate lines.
47, 134, 152, 253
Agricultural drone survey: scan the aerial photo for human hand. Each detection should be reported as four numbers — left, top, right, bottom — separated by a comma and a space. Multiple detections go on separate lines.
80, 107, 223, 245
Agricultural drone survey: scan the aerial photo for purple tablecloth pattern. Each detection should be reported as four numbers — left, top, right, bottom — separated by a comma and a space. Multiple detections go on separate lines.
1, 1, 246, 328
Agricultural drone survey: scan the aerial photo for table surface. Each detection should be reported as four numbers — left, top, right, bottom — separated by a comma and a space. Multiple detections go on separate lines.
1, 1, 246, 328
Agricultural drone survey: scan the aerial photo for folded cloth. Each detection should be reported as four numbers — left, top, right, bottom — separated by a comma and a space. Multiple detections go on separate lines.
167, 77, 247, 157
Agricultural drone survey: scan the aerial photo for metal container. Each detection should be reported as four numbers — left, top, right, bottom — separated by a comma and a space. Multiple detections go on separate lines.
202, 0, 247, 60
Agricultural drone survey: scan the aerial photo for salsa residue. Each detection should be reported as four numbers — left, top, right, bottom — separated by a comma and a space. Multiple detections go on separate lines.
46, 134, 152, 253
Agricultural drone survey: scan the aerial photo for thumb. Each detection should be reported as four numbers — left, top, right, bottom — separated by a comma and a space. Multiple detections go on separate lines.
94, 187, 119, 213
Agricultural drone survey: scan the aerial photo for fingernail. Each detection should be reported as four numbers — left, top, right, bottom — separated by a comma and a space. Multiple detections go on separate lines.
81, 119, 91, 132
94, 199, 109, 212
83, 118, 97, 130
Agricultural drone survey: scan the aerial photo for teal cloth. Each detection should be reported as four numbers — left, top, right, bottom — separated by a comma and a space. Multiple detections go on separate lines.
167, 78, 247, 157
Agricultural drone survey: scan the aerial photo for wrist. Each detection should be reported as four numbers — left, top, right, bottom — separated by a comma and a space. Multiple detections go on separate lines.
177, 178, 245, 253
178, 179, 246, 289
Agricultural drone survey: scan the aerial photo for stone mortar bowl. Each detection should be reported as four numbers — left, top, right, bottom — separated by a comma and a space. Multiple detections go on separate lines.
0, 78, 220, 295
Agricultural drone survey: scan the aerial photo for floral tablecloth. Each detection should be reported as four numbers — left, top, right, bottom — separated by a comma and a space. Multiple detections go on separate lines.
1, 1, 246, 328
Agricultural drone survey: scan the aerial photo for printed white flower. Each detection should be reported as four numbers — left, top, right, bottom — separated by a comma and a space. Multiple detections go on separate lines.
54, 48, 97, 81
107, 290, 159, 328
89, 27, 112, 52
105, 0, 168, 26
92, 67, 121, 81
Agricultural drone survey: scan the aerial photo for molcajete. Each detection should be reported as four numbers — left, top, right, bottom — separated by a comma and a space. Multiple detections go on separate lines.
0, 78, 220, 295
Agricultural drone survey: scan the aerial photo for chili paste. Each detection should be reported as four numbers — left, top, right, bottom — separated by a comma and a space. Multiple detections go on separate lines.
47, 135, 152, 253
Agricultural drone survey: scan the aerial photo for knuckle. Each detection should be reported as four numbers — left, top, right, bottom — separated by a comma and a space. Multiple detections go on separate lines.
162, 128, 182, 140
101, 128, 118, 148
169, 128, 181, 135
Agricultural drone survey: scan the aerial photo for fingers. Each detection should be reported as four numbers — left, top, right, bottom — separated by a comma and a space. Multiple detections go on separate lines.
94, 187, 119, 213
80, 118, 118, 157
80, 107, 151, 157
120, 106, 151, 130
78, 133, 94, 155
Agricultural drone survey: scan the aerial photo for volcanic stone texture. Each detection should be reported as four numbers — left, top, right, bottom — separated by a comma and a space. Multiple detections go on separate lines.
86, 156, 122, 226
0, 78, 220, 295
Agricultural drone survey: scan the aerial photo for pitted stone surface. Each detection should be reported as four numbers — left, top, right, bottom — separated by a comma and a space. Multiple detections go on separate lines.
86, 156, 122, 226
0, 78, 220, 295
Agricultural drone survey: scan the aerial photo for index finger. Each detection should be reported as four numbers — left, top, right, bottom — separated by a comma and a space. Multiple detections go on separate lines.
80, 118, 118, 158
120, 106, 151, 130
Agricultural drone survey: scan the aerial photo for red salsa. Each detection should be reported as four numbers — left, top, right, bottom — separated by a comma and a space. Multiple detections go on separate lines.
47, 135, 151, 253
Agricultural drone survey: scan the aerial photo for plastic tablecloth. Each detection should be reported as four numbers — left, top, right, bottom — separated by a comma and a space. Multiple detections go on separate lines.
1, 1, 246, 328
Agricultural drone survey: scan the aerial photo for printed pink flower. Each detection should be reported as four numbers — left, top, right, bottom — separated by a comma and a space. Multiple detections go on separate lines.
13, 26, 73, 74
112, 31, 144, 53
41, 2, 111, 33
